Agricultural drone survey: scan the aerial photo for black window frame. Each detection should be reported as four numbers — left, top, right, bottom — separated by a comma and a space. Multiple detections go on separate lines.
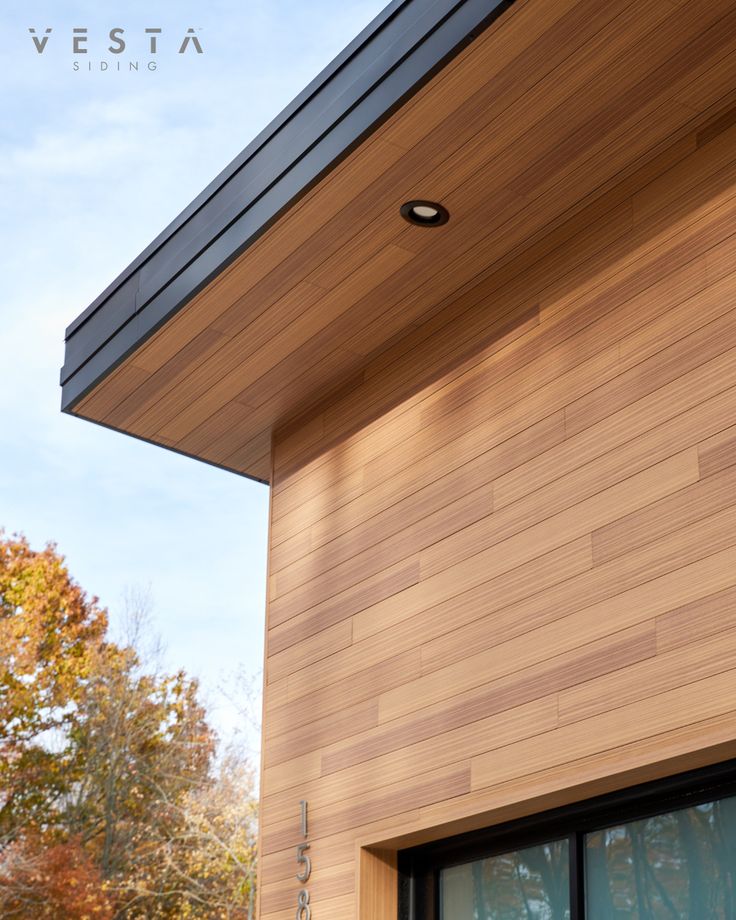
398, 757, 736, 920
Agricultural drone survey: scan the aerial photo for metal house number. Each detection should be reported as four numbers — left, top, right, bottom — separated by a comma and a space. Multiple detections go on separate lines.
296, 800, 311, 919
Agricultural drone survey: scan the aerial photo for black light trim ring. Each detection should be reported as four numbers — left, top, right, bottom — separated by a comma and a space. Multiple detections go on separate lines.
400, 200, 450, 227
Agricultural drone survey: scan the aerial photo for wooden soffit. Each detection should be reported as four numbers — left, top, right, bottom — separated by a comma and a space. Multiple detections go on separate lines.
61, 0, 736, 482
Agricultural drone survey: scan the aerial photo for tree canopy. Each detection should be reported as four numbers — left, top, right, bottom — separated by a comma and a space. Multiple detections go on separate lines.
0, 532, 257, 919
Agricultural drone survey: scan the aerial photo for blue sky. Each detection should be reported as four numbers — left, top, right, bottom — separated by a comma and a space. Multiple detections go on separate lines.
0, 0, 387, 744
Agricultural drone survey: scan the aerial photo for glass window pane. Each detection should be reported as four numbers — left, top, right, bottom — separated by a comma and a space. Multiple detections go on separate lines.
585, 796, 736, 918
440, 839, 570, 920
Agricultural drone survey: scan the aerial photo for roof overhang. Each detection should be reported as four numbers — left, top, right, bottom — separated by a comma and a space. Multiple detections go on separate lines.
61, 0, 736, 483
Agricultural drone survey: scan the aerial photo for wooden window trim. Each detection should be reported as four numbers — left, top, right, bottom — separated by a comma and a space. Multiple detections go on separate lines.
397, 757, 736, 920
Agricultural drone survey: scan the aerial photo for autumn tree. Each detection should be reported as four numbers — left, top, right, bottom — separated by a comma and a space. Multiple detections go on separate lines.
119, 744, 257, 919
67, 639, 213, 857
0, 532, 107, 845
0, 835, 115, 919
0, 533, 258, 918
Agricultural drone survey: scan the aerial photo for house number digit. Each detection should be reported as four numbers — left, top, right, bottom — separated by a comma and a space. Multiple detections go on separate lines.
296, 888, 311, 920
296, 843, 311, 883
296, 800, 311, 919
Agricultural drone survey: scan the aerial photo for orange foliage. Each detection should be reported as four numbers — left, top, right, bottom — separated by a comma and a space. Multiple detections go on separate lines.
0, 532, 108, 838
0, 835, 114, 919
0, 533, 257, 918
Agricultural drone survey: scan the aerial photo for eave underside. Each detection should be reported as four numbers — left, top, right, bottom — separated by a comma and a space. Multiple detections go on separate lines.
64, 0, 736, 482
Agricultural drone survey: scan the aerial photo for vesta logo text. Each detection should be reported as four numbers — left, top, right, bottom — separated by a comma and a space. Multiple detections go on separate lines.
28, 27, 204, 73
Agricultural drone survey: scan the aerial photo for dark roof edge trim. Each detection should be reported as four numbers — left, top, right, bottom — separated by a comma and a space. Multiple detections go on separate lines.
61, 0, 516, 414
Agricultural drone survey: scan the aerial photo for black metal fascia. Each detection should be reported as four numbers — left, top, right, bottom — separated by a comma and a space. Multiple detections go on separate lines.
60, 0, 515, 414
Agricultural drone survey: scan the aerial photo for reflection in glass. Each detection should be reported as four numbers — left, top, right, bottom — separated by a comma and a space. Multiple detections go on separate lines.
585, 797, 736, 918
440, 839, 570, 920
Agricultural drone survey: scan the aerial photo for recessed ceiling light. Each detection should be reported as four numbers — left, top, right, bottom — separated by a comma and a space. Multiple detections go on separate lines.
400, 200, 449, 227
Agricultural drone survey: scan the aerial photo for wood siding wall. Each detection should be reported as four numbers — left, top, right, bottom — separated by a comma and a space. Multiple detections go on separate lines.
259, 109, 736, 920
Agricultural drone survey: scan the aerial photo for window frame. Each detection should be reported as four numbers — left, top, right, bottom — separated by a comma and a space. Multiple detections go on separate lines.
398, 758, 736, 920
